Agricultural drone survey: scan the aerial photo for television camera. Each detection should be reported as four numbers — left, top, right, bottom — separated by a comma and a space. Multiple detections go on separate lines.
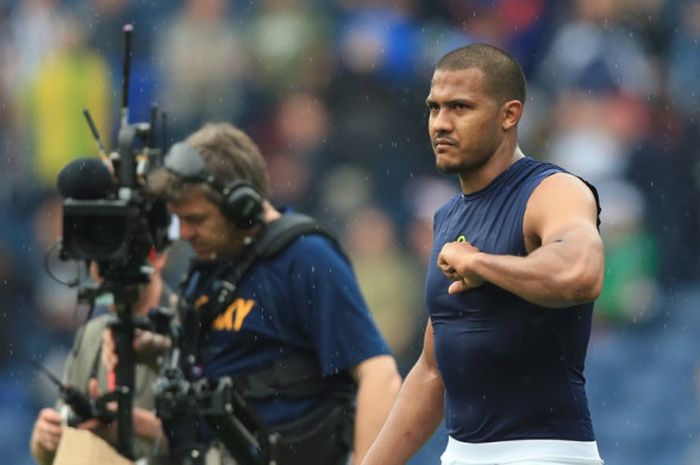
54, 24, 273, 464
55, 24, 170, 459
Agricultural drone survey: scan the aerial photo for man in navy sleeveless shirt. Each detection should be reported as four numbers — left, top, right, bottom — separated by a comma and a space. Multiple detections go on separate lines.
361, 44, 605, 465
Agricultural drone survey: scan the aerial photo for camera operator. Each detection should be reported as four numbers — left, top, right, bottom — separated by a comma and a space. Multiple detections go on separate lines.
30, 252, 172, 465
103, 122, 402, 465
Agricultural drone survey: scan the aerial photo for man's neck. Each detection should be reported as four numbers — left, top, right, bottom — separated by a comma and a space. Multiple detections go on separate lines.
459, 144, 524, 194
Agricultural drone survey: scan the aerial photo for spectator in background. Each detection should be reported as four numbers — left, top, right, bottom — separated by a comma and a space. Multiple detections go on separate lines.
543, 90, 628, 186
315, 164, 375, 232
328, 0, 430, 221
594, 180, 659, 324
402, 175, 460, 267
3, 0, 84, 193
155, 0, 249, 140
245, 0, 332, 94
534, 0, 657, 99
625, 94, 700, 288
440, 0, 555, 76
336, 0, 423, 85
255, 90, 333, 215
344, 205, 424, 371
5, 0, 71, 93
668, 0, 700, 118
80, 0, 157, 130
19, 17, 112, 189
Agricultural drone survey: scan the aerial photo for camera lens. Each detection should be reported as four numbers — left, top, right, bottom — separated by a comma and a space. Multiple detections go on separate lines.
62, 200, 135, 262
66, 216, 128, 260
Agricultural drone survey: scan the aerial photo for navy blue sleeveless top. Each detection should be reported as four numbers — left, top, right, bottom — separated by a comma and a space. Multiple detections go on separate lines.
426, 157, 597, 443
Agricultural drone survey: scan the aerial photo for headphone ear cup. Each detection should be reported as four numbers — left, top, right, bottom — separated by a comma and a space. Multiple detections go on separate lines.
221, 181, 264, 229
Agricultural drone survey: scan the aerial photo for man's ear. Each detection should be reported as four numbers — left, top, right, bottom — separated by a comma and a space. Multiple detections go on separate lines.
502, 100, 523, 130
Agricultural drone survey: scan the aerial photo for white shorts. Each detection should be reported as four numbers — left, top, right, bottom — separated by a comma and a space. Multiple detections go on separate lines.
440, 436, 604, 465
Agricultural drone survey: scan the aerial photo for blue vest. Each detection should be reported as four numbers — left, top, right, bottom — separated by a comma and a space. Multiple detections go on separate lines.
426, 157, 598, 442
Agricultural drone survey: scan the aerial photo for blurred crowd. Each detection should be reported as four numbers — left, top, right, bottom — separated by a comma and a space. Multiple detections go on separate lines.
0, 0, 699, 464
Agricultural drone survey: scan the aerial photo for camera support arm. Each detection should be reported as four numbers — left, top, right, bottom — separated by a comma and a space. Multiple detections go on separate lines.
110, 285, 141, 459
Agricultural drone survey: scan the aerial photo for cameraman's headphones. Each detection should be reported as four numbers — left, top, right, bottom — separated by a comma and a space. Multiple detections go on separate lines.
164, 142, 264, 229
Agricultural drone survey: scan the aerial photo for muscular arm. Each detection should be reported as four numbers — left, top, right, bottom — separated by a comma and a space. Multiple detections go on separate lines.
360, 320, 444, 465
350, 355, 402, 465
439, 173, 604, 308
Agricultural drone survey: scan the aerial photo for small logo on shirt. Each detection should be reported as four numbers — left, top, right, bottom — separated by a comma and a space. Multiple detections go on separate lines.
212, 298, 256, 331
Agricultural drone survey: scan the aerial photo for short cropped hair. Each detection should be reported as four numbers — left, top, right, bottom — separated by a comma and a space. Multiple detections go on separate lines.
150, 122, 270, 204
436, 43, 526, 105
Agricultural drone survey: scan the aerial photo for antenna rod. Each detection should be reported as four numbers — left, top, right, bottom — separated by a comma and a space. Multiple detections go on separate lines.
120, 23, 133, 127
82, 108, 109, 162
31, 360, 63, 388
149, 104, 158, 148
161, 110, 169, 156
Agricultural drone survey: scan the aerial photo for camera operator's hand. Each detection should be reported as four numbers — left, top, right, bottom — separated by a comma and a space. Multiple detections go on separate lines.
102, 328, 172, 372
30, 408, 63, 465
78, 378, 167, 450
73, 379, 118, 444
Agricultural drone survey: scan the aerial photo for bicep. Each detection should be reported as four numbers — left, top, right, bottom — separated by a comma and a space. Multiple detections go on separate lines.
524, 173, 601, 250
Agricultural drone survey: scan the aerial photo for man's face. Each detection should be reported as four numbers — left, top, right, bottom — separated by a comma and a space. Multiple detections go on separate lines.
168, 188, 246, 259
426, 67, 503, 174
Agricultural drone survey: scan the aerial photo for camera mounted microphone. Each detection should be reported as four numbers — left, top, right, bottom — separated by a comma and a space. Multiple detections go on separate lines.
57, 157, 114, 200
